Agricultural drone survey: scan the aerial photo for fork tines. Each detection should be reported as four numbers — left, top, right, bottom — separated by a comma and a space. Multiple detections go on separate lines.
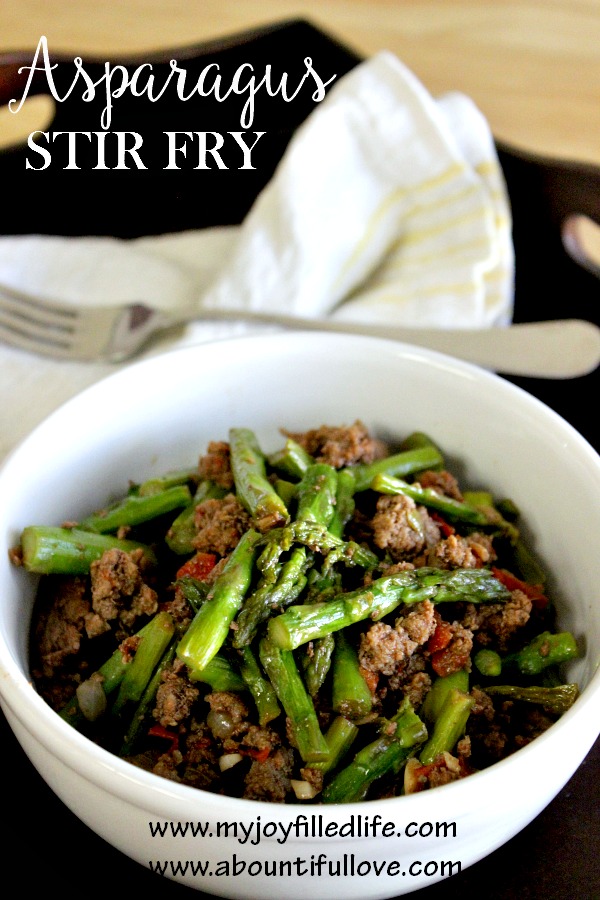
0, 283, 77, 356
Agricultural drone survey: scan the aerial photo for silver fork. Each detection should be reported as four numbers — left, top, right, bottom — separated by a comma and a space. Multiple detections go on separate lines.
1, 280, 599, 378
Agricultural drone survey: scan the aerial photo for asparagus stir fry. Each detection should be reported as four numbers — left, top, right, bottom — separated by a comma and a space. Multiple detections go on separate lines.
12, 421, 580, 803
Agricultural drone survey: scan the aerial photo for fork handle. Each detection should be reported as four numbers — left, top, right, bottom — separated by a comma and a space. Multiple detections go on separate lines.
176, 309, 600, 379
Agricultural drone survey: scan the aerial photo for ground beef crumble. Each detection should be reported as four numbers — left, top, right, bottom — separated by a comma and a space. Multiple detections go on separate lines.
193, 495, 251, 556
243, 744, 294, 802
33, 576, 90, 680
415, 469, 464, 501
198, 440, 235, 490
359, 622, 413, 676
463, 588, 533, 650
87, 547, 158, 638
181, 721, 222, 790
153, 658, 201, 728
421, 532, 495, 570
371, 495, 432, 559
359, 601, 436, 679
283, 420, 386, 468
466, 688, 556, 766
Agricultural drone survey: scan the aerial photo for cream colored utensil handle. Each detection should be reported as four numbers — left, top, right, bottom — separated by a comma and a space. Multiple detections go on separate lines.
194, 312, 600, 379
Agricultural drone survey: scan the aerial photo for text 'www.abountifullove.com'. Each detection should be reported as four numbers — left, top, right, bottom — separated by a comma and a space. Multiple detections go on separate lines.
148, 854, 462, 880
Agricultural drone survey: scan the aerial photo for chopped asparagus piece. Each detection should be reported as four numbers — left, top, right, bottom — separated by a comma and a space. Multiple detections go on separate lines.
419, 688, 474, 765
312, 715, 360, 775
509, 631, 579, 675
351, 445, 444, 492
331, 630, 373, 720
78, 484, 191, 533
20, 526, 156, 574
188, 653, 247, 692
112, 611, 176, 715
239, 645, 281, 725
268, 567, 510, 650
372, 472, 490, 525
484, 682, 579, 714
259, 636, 329, 764
321, 699, 427, 803
177, 529, 261, 672
229, 427, 289, 530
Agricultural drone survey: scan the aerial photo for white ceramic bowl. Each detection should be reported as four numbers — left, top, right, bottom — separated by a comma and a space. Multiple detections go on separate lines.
0, 332, 599, 900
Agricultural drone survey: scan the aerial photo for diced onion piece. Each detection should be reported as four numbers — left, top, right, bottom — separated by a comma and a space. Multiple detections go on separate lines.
442, 751, 461, 774
403, 757, 423, 795
76, 677, 107, 722
290, 779, 318, 800
219, 753, 243, 772
208, 709, 239, 740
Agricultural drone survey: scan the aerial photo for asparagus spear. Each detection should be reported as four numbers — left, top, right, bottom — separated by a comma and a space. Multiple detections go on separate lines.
229, 427, 290, 531
77, 484, 192, 534
112, 611, 176, 715
328, 468, 356, 538
474, 632, 579, 678
351, 445, 444, 493
246, 469, 369, 637
267, 437, 314, 479
175, 575, 211, 614
269, 567, 511, 651
232, 545, 310, 648
372, 472, 490, 526
120, 643, 177, 755
277, 468, 341, 695
19, 526, 157, 575
177, 529, 261, 673
302, 632, 335, 697
420, 669, 470, 723
283, 520, 380, 569
304, 564, 343, 604
509, 631, 579, 675
331, 630, 373, 719
311, 715, 360, 774
419, 687, 475, 765
254, 519, 380, 585
188, 653, 247, 692
259, 636, 329, 764
399, 431, 444, 469
295, 463, 338, 528
462, 490, 520, 542
137, 468, 199, 497
484, 682, 579, 714
511, 537, 548, 586
256, 536, 288, 584
274, 478, 298, 506
321, 699, 427, 803
239, 645, 281, 725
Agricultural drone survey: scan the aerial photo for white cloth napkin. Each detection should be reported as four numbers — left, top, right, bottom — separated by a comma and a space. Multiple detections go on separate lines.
0, 51, 513, 461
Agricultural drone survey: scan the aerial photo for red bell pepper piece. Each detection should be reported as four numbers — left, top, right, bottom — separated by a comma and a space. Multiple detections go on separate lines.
430, 511, 456, 537
241, 746, 271, 763
148, 724, 180, 753
426, 619, 453, 654
492, 567, 548, 609
176, 551, 218, 582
